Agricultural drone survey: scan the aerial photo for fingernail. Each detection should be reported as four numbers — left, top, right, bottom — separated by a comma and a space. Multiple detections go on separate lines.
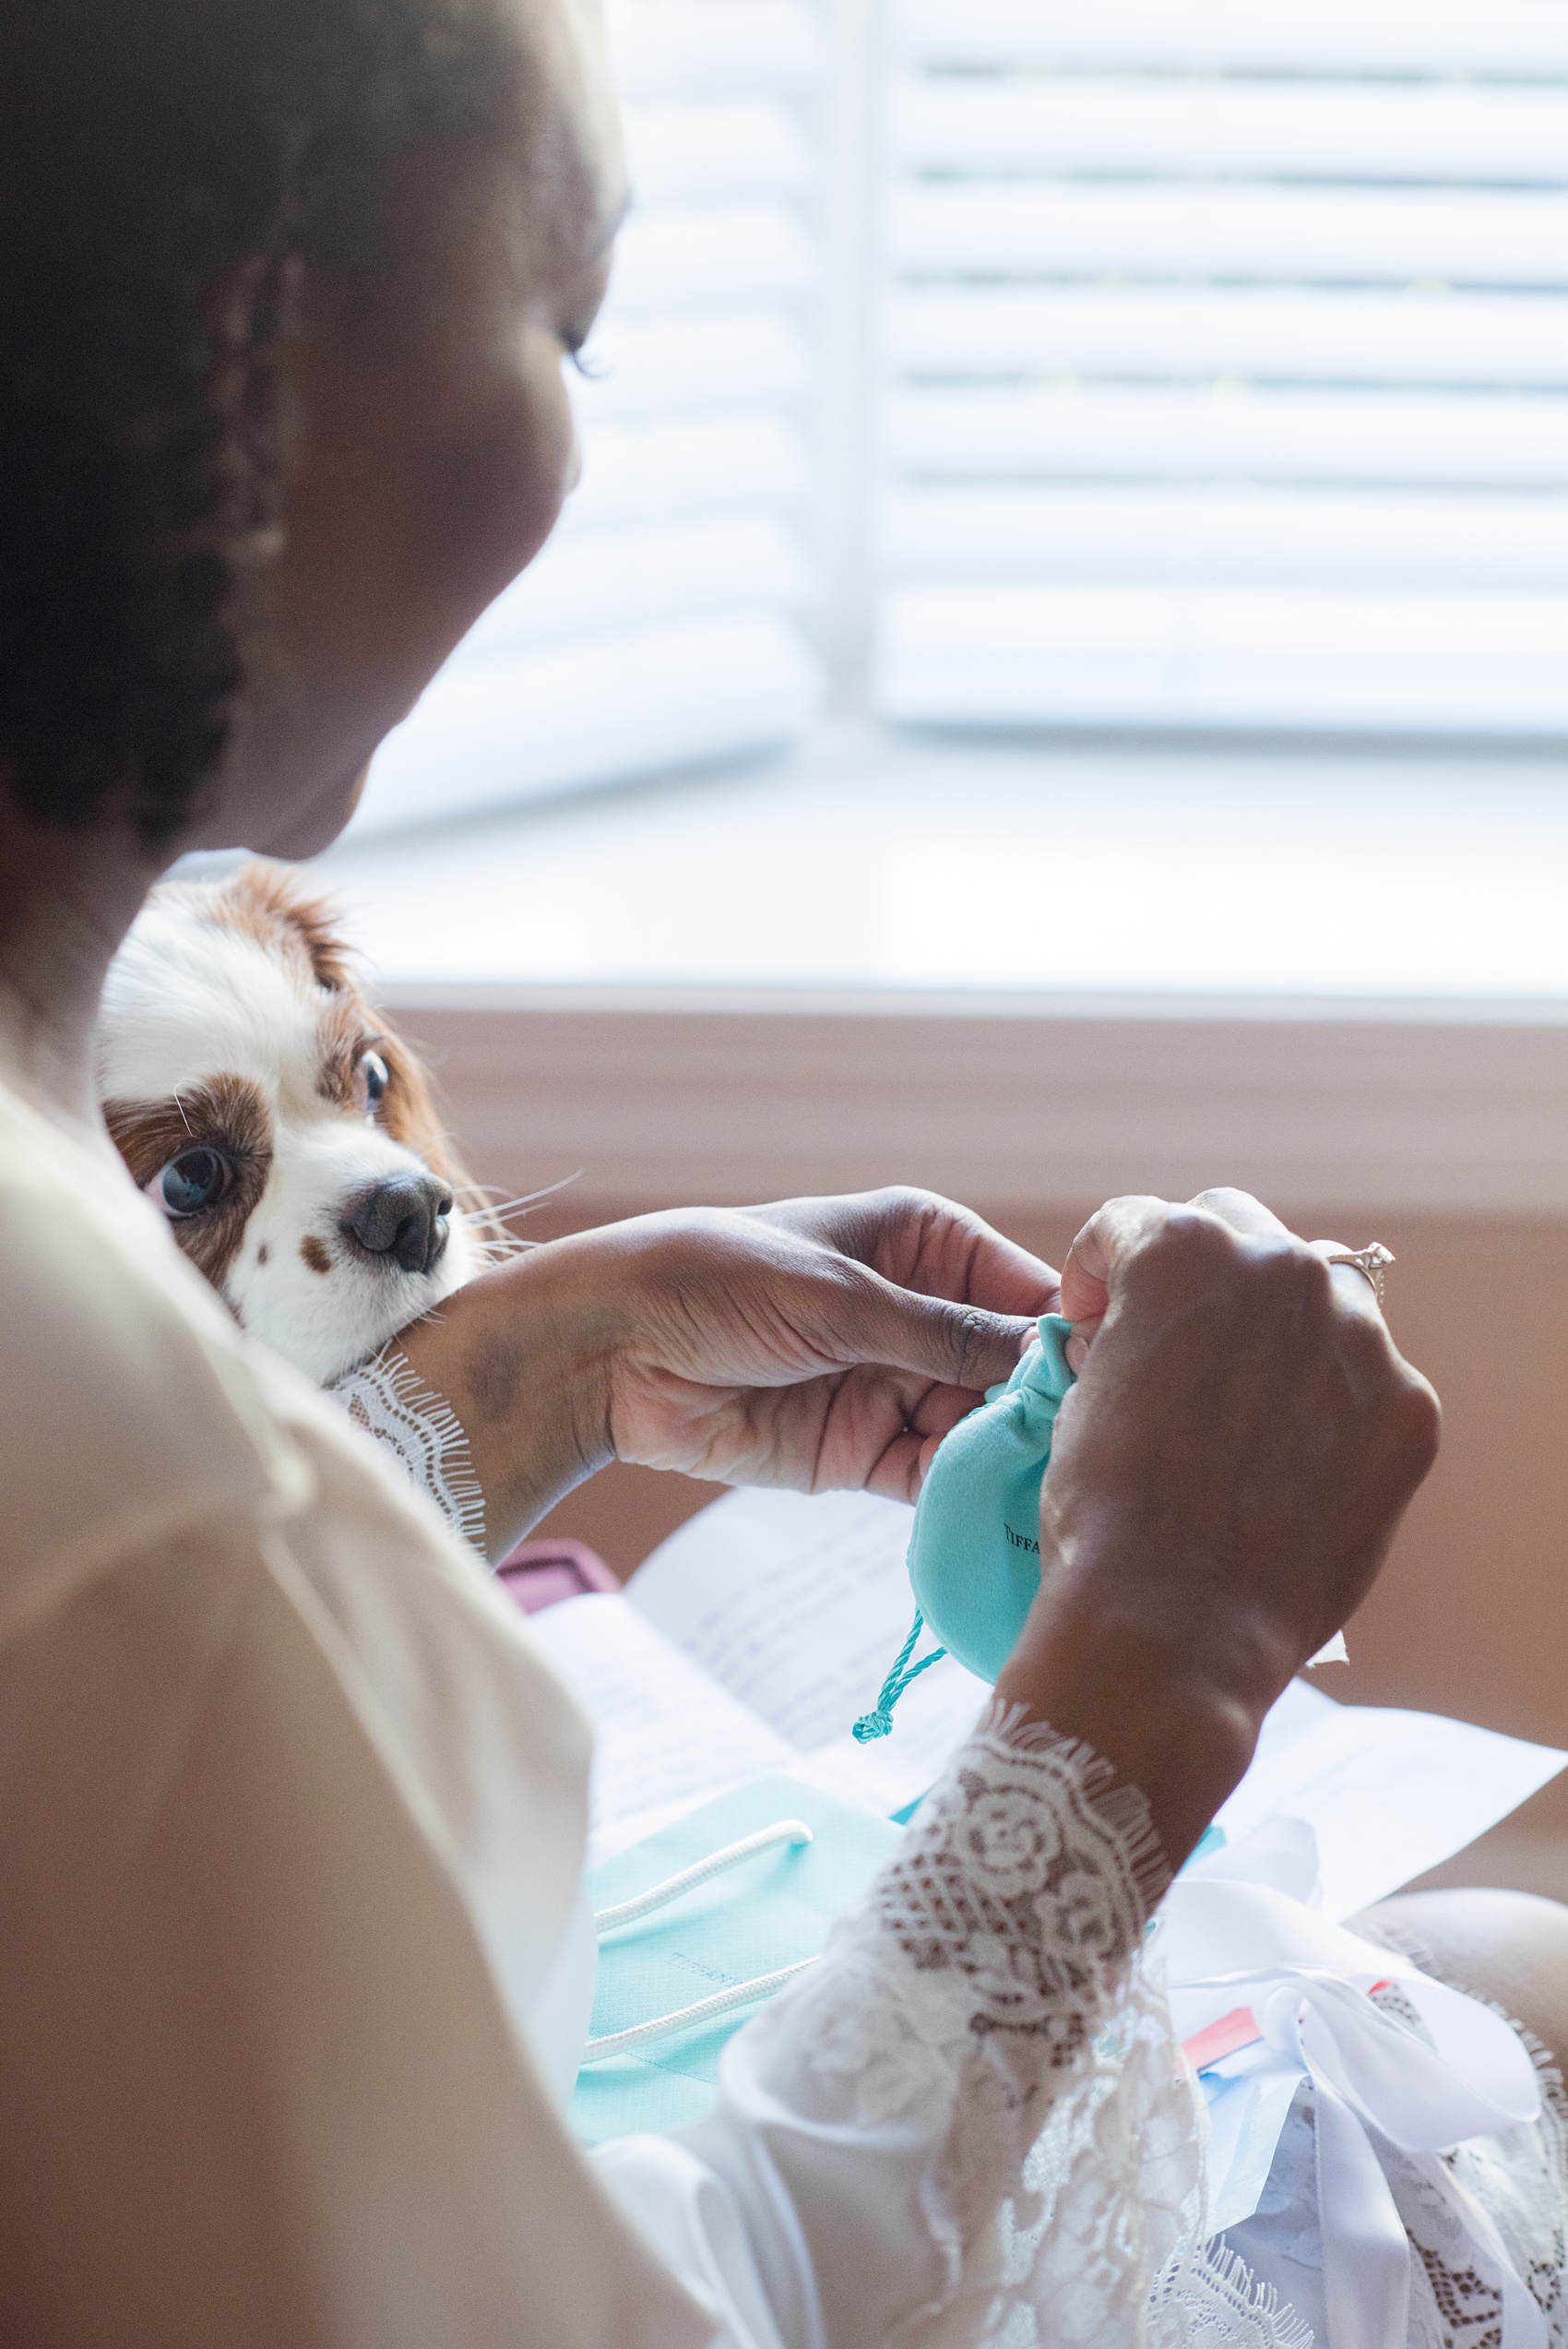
1065, 1336, 1088, 1371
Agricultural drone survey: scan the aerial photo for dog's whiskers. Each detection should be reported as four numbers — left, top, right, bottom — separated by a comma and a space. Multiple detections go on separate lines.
461, 1170, 584, 1222
473, 1237, 539, 1266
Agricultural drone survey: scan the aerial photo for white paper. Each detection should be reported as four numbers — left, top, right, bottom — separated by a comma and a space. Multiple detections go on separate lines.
525, 1592, 796, 1864
1248, 1674, 1341, 1763
1202, 2061, 1305, 2236
630, 1487, 929, 1747
1215, 1698, 1567, 1921
793, 1662, 992, 1818
628, 1486, 990, 1818
539, 1490, 1567, 1905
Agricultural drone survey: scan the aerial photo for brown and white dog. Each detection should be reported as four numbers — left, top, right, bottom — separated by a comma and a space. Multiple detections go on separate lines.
97, 863, 482, 1384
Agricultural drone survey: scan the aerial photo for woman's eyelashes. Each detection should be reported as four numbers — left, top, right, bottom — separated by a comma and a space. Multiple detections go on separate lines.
561, 333, 602, 381
147, 1147, 234, 1220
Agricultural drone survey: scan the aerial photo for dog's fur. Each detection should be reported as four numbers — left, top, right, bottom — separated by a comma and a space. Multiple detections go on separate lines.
98, 863, 482, 1383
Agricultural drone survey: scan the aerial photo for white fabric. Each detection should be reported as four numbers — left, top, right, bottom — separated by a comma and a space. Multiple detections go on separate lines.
1159, 1858, 1548, 2349
0, 1068, 1562, 2349
1358, 1926, 1568, 2349
671, 1708, 1311, 2349
328, 1343, 488, 1552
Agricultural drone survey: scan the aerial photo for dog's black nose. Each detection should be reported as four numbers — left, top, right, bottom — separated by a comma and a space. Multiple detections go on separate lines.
343, 1174, 453, 1275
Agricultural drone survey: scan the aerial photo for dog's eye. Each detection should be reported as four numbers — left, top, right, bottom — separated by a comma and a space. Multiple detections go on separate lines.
355, 1050, 389, 1116
150, 1148, 232, 1220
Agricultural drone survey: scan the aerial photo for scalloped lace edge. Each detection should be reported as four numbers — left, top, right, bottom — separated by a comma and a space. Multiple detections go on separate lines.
326, 1343, 487, 1554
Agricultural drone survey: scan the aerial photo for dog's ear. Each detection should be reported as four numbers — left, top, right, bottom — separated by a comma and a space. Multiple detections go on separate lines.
375, 1024, 461, 1183
213, 860, 356, 994
375, 1022, 509, 1258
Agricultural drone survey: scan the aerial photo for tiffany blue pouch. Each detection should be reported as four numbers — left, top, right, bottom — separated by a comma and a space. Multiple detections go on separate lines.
858, 1311, 1344, 1735
907, 1311, 1076, 1683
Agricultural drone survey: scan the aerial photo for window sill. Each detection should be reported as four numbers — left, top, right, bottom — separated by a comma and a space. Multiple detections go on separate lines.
323, 717, 1568, 1005
310, 723, 1568, 1215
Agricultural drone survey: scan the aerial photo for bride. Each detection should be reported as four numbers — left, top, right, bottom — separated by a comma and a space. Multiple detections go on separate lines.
0, 1, 1562, 2342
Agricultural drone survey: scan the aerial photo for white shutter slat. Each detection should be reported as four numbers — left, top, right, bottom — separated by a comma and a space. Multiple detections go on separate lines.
574, 310, 814, 418
877, 584, 1568, 733
889, 76, 1568, 184
875, 8, 1568, 738
885, 486, 1568, 590
889, 184, 1568, 290
449, 515, 814, 659
363, 618, 826, 834
887, 286, 1568, 388
359, 0, 826, 836
610, 203, 820, 313
624, 101, 814, 204
892, 0, 1568, 78
608, 0, 828, 101
887, 388, 1568, 489
567, 411, 813, 528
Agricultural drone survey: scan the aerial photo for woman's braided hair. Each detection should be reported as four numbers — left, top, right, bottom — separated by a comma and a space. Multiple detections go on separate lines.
0, 0, 524, 850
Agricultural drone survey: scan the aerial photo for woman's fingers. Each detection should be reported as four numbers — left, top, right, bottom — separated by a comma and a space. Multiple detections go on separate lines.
1185, 1186, 1296, 1242
818, 1260, 1035, 1395
995, 1189, 1440, 1858
1045, 1196, 1440, 1687
722, 1193, 1051, 1390
1060, 1187, 1297, 1345
746, 1188, 1061, 1321
603, 1201, 1046, 1492
1057, 1193, 1167, 1328
1305, 1234, 1393, 1321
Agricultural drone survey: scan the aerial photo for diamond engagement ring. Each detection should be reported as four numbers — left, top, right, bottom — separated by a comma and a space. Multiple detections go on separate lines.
1324, 1242, 1395, 1307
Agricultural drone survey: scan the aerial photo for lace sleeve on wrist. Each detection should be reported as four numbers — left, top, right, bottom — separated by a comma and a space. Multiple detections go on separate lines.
326, 1346, 487, 1554
787, 1701, 1312, 2349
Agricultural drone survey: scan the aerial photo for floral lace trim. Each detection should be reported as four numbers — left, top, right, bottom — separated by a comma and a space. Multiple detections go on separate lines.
874, 1702, 1172, 2049
326, 1345, 486, 1554
1456, 2028, 1567, 2348
791, 1702, 1309, 2349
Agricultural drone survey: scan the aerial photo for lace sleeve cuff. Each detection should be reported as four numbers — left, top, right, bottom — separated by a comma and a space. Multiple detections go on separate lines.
734, 1705, 1308, 2348
326, 1346, 487, 1554
873, 1700, 1172, 2052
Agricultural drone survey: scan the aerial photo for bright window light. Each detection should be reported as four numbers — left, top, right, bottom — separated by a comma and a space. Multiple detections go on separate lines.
355, 0, 1568, 837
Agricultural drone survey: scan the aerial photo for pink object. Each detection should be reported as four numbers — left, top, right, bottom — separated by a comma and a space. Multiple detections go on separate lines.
496, 1536, 620, 1616
1181, 1979, 1396, 2075
1182, 2005, 1263, 2072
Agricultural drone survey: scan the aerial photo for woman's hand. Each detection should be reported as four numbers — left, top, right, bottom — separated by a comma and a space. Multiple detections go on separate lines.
598, 1191, 1058, 1495
996, 1187, 1440, 1866
397, 1187, 1058, 1558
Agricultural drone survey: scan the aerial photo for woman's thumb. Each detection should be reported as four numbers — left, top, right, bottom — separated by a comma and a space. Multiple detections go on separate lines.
853, 1271, 1034, 1392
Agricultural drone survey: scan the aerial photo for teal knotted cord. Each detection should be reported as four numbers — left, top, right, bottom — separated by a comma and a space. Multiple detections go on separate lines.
852, 1609, 947, 1742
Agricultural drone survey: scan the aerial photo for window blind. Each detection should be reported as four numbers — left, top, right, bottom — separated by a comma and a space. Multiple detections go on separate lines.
873, 0, 1568, 735
360, 0, 828, 833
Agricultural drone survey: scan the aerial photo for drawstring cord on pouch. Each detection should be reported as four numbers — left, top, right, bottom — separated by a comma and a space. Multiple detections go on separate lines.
853, 1608, 946, 1742
582, 1818, 816, 2063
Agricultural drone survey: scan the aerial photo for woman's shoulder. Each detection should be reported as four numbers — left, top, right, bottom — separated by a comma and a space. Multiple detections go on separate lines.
0, 1081, 305, 1624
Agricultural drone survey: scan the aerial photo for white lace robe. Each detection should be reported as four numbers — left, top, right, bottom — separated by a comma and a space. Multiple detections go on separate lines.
1, 1081, 1293, 2349
331, 1346, 1568, 2349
